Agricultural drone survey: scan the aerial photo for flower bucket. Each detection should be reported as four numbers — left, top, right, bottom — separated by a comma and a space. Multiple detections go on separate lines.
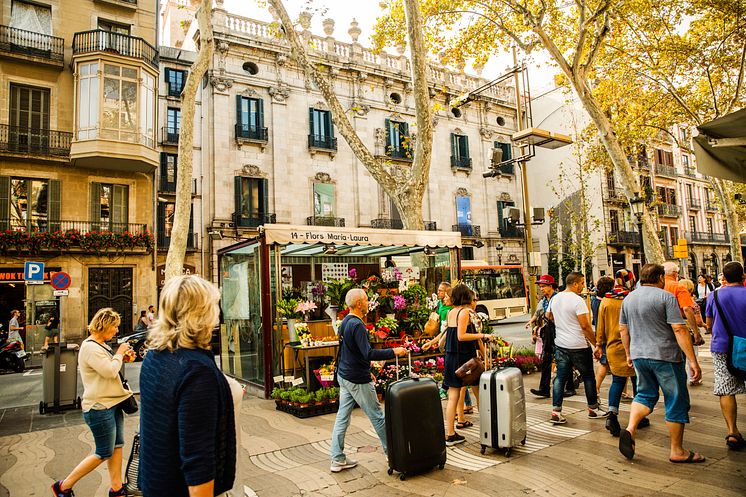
326, 305, 339, 332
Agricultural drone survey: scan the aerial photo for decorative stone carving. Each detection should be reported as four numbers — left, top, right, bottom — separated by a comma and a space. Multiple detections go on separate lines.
216, 40, 230, 55
210, 75, 233, 92
454, 127, 464, 135
358, 71, 368, 82
329, 67, 340, 78
428, 87, 436, 98
499, 192, 512, 201
268, 85, 290, 102
314, 100, 329, 111
241, 87, 258, 97
403, 82, 413, 93
351, 103, 370, 116
432, 116, 439, 128
374, 128, 386, 147
348, 19, 361, 42
507, 254, 520, 264
276, 54, 288, 66
322, 18, 335, 36
396, 43, 406, 55
314, 172, 333, 183
299, 11, 313, 30
455, 187, 470, 197
479, 127, 494, 140
268, 6, 279, 21
241, 164, 265, 177
383, 77, 394, 88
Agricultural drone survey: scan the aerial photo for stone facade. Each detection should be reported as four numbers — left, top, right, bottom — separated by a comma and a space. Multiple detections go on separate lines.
0, 0, 159, 342
160, 1, 529, 283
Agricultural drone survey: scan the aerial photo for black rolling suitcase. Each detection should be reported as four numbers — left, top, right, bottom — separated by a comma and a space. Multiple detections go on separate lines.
385, 354, 446, 480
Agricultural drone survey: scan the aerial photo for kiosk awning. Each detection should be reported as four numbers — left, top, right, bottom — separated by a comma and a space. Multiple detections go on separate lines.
262, 224, 463, 248
693, 108, 746, 183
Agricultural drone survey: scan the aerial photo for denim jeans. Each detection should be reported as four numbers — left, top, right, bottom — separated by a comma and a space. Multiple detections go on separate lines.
633, 358, 690, 423
552, 346, 598, 411
607, 375, 637, 414
82, 406, 124, 459
331, 377, 387, 462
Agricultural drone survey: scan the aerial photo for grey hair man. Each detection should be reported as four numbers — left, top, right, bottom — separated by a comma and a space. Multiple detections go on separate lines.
329, 288, 406, 473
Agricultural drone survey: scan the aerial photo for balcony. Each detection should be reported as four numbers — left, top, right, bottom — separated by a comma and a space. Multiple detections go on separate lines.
306, 216, 345, 227
452, 224, 481, 237
308, 134, 337, 151
629, 157, 650, 170
687, 197, 701, 210
0, 25, 64, 68
234, 212, 276, 228
94, 0, 138, 9
451, 156, 472, 171
498, 163, 515, 175
499, 226, 525, 239
424, 221, 438, 231
0, 125, 72, 162
608, 230, 640, 246
162, 127, 179, 145
706, 201, 719, 212
386, 146, 412, 162
656, 203, 682, 217
685, 231, 730, 245
236, 124, 268, 143
371, 218, 403, 230
684, 167, 698, 178
655, 164, 677, 179
0, 220, 152, 254
158, 231, 195, 250
603, 188, 627, 204
73, 30, 158, 69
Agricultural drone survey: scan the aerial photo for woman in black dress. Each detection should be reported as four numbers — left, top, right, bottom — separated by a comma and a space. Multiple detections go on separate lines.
443, 284, 494, 446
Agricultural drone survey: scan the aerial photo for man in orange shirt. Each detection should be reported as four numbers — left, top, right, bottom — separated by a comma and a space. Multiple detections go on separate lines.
663, 262, 704, 348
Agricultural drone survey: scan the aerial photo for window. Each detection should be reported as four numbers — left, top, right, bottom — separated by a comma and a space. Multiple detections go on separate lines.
234, 177, 268, 227
723, 220, 729, 235
687, 184, 694, 200
158, 201, 193, 248
460, 246, 474, 261
669, 226, 679, 245
450, 133, 471, 169
385, 119, 410, 159
160, 153, 177, 192
689, 216, 696, 232
97, 19, 131, 54
655, 149, 674, 166
77, 62, 100, 140
313, 183, 335, 217
0, 176, 59, 232
165, 107, 180, 142
706, 218, 714, 234
90, 183, 128, 232
9, 84, 50, 152
101, 63, 139, 142
165, 68, 186, 97
682, 155, 690, 168
455, 195, 473, 235
609, 210, 620, 233
236, 96, 266, 141
98, 19, 130, 35
657, 187, 676, 204
10, 1, 52, 34
309, 108, 335, 149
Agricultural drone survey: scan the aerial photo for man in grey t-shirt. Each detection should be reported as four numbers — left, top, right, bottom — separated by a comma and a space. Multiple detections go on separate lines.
618, 264, 703, 464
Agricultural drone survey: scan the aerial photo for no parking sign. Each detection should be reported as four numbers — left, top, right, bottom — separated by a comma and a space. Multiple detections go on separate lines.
51, 272, 71, 290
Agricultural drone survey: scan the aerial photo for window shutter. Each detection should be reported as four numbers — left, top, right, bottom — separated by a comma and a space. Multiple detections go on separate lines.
159, 152, 167, 187
164, 68, 170, 86
451, 133, 457, 159
463, 135, 470, 158
502, 142, 512, 161
309, 108, 316, 137
260, 178, 269, 218
256, 98, 264, 130
49, 179, 61, 231
90, 182, 101, 229
112, 185, 128, 231
327, 111, 334, 138
236, 95, 244, 130
497, 201, 504, 230
234, 176, 243, 225
188, 204, 194, 248
401, 122, 409, 151
0, 176, 9, 231
157, 202, 165, 242
385, 118, 391, 151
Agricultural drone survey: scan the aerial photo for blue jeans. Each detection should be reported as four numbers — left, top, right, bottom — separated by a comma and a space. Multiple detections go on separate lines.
552, 346, 598, 412
82, 406, 124, 459
633, 358, 690, 423
464, 388, 472, 407
608, 375, 637, 414
331, 377, 387, 462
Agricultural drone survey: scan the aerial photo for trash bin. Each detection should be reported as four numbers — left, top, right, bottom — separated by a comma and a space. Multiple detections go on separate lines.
40, 343, 81, 414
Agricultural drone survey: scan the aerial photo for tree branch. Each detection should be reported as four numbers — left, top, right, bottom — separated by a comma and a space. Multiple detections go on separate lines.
572, 0, 587, 73
580, 12, 610, 79
726, 39, 746, 114
705, 65, 720, 117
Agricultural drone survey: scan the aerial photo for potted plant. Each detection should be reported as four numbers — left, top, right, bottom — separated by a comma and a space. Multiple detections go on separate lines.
314, 388, 327, 405
374, 316, 398, 340
327, 387, 339, 404
271, 386, 284, 406
295, 300, 318, 322
295, 323, 312, 346
297, 392, 313, 409
279, 388, 292, 405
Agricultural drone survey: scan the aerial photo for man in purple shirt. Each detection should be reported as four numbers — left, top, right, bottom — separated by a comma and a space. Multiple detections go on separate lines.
705, 261, 746, 451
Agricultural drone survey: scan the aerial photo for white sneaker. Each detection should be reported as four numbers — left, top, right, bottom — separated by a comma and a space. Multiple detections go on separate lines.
330, 457, 358, 473
550, 411, 567, 424
588, 407, 610, 419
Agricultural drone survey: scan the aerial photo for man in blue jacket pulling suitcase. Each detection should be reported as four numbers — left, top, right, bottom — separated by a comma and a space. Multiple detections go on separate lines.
330, 288, 407, 473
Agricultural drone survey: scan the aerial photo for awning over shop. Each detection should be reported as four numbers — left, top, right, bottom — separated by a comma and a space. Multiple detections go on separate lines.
261, 224, 463, 248
693, 108, 746, 183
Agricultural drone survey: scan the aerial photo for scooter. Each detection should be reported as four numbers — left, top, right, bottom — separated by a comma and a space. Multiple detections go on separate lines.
0, 327, 27, 373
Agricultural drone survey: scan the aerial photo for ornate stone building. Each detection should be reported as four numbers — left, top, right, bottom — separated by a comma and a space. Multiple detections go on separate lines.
159, 1, 530, 284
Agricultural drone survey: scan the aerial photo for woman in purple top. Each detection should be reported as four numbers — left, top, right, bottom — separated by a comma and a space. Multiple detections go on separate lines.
705, 261, 746, 451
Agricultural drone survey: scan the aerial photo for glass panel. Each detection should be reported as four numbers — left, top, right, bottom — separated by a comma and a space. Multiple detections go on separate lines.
456, 195, 471, 225
164, 203, 175, 237
313, 183, 334, 216
104, 64, 120, 76
100, 185, 111, 228
220, 243, 264, 385
30, 179, 48, 230
103, 77, 120, 130
10, 1, 52, 35
166, 155, 176, 183
10, 179, 27, 230
122, 67, 137, 80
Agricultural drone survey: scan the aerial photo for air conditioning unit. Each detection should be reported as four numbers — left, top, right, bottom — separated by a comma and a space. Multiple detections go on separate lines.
504, 207, 520, 223
533, 207, 545, 223
491, 148, 503, 166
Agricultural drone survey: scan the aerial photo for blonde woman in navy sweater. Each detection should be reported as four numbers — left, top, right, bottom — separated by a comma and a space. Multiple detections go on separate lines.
139, 275, 236, 497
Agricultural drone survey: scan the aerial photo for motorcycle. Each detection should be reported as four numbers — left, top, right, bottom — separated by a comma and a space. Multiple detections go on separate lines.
0, 328, 27, 373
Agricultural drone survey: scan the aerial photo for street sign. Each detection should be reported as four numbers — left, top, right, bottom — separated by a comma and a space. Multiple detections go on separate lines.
53, 290, 69, 297
673, 247, 688, 258
50, 271, 71, 290
677, 238, 688, 249
24, 261, 45, 283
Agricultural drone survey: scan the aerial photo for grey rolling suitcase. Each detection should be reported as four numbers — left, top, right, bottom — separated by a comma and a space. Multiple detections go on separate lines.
40, 343, 81, 414
479, 366, 527, 456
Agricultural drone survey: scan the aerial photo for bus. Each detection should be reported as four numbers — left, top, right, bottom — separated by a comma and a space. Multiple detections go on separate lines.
461, 262, 529, 321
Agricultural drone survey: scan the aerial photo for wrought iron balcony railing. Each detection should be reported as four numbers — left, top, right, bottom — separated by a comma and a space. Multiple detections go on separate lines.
161, 127, 179, 145
656, 203, 682, 217
608, 230, 640, 246
706, 201, 719, 212
308, 134, 337, 151
158, 230, 194, 250
452, 224, 481, 237
499, 226, 525, 238
687, 197, 701, 210
371, 218, 403, 230
233, 212, 276, 228
0, 219, 148, 234
685, 231, 730, 244
386, 146, 412, 161
0, 125, 72, 158
73, 29, 158, 69
655, 164, 677, 178
236, 124, 268, 142
450, 156, 472, 170
604, 188, 627, 203
306, 216, 345, 227
0, 25, 64, 64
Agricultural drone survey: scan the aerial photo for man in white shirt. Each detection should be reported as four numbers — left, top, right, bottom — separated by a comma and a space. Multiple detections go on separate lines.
547, 272, 607, 424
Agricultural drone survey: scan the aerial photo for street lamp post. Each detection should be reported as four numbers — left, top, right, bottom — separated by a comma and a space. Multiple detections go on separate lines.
495, 242, 504, 265
629, 192, 646, 266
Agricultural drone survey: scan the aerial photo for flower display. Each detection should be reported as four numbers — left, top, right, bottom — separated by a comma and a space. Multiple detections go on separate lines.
0, 228, 154, 254
374, 316, 398, 339
295, 300, 317, 319
348, 268, 357, 279
426, 293, 439, 310
311, 282, 327, 299
277, 298, 300, 318
366, 294, 379, 312
393, 295, 407, 310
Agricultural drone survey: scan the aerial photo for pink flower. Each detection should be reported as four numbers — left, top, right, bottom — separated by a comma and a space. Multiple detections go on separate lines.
348, 268, 357, 279
393, 295, 406, 310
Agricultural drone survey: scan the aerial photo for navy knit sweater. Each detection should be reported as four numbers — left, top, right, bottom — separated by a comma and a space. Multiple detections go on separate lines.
337, 315, 395, 384
139, 347, 235, 497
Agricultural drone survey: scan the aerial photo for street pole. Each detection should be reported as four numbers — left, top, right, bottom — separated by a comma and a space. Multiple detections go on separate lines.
636, 217, 646, 266
513, 46, 538, 315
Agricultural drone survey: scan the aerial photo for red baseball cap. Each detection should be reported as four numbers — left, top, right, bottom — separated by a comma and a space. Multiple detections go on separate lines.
537, 274, 556, 286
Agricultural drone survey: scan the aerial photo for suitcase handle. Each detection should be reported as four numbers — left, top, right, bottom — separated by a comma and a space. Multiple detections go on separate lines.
394, 350, 413, 380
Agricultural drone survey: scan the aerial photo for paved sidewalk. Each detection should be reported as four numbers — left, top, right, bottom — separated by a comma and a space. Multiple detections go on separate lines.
1, 351, 744, 497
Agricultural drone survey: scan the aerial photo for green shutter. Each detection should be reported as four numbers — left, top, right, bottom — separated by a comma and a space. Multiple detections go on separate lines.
257, 98, 264, 130
49, 179, 61, 232
450, 133, 457, 160
236, 95, 244, 130
0, 176, 9, 231
327, 111, 334, 138
112, 185, 128, 232
463, 135, 470, 159
159, 152, 167, 187
90, 182, 101, 230
497, 201, 504, 230
260, 179, 269, 220
157, 201, 165, 242
234, 176, 243, 225
309, 108, 316, 137
385, 118, 391, 152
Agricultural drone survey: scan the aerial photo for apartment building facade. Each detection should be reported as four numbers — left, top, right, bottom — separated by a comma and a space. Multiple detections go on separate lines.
0, 0, 159, 344
159, 1, 529, 285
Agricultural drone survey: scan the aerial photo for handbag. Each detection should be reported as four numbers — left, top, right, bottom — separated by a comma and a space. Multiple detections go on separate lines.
453, 309, 485, 386
713, 290, 746, 380
89, 339, 139, 414
535, 335, 544, 357
124, 431, 140, 494
424, 312, 440, 336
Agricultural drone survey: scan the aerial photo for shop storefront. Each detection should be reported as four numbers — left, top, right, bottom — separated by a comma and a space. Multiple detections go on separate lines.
218, 224, 461, 398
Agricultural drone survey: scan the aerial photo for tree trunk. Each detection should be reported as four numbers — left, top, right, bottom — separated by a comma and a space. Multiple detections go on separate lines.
165, 1, 214, 280
712, 178, 744, 264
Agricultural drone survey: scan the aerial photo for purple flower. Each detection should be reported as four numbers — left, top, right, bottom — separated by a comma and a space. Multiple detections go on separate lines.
348, 268, 357, 279
393, 295, 407, 310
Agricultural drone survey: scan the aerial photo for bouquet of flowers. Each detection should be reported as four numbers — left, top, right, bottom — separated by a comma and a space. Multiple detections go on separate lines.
277, 298, 300, 319
426, 293, 439, 310
366, 294, 379, 313
393, 295, 407, 311
295, 300, 318, 320
374, 316, 398, 339
295, 323, 312, 346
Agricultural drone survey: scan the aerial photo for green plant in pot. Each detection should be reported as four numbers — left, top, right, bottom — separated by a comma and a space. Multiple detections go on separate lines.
327, 386, 340, 402
314, 388, 327, 404
279, 389, 292, 404
297, 392, 313, 408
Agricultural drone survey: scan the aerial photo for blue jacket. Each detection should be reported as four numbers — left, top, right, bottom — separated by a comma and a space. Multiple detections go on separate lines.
337, 315, 394, 384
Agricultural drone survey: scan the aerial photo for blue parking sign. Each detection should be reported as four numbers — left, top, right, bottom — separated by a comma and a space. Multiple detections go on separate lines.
24, 261, 45, 282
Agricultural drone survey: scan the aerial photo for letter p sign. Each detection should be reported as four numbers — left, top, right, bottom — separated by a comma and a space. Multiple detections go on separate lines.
24, 261, 45, 283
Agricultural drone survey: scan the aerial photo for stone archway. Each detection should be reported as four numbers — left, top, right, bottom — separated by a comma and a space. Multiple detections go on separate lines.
711, 253, 720, 277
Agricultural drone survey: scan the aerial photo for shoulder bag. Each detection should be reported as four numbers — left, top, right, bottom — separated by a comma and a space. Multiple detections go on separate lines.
454, 309, 485, 386
89, 339, 139, 414
713, 290, 746, 380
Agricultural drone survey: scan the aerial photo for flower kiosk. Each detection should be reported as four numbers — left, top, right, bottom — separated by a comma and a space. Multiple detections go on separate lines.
217, 224, 461, 410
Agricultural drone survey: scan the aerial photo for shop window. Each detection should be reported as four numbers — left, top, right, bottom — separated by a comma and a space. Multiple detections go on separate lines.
90, 183, 128, 232
165, 68, 186, 97
234, 176, 269, 227
313, 183, 335, 217
236, 96, 266, 140
309, 108, 335, 149
385, 118, 410, 159
0, 176, 59, 232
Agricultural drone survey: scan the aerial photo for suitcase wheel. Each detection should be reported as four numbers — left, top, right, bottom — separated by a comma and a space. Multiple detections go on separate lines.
399, 473, 406, 481
504, 448, 512, 457
39, 401, 46, 415
387, 468, 393, 476
438, 464, 445, 470
480, 446, 486, 455
521, 437, 526, 446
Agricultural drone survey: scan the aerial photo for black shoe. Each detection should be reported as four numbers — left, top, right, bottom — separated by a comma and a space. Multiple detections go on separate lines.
638, 417, 650, 429
445, 433, 466, 446
530, 388, 550, 398
563, 390, 576, 397
109, 486, 128, 497
51, 481, 75, 497
606, 413, 621, 437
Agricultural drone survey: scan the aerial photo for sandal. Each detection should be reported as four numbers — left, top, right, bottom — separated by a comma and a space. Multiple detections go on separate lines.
726, 433, 746, 450
669, 450, 706, 464
456, 421, 473, 429
463, 407, 474, 414
619, 429, 635, 460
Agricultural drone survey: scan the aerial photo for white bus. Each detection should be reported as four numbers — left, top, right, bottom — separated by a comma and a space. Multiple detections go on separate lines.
461, 262, 529, 321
